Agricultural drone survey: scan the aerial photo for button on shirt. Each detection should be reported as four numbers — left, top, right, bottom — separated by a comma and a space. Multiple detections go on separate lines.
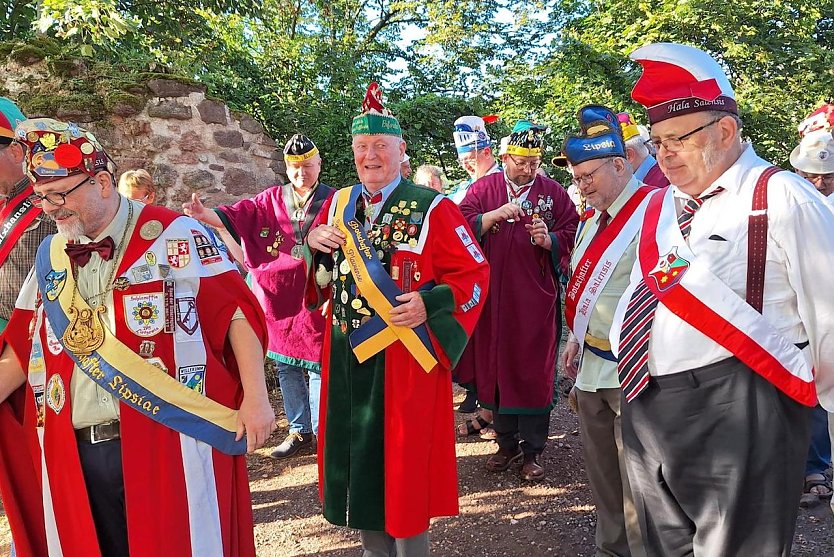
71, 198, 139, 429
571, 178, 642, 392
647, 144, 834, 410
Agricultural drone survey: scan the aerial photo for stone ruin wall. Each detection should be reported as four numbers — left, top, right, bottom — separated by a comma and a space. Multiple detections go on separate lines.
0, 59, 285, 210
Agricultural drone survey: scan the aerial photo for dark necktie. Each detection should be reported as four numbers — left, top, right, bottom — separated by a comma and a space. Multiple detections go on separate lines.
65, 237, 116, 267
591, 210, 610, 241
618, 188, 724, 402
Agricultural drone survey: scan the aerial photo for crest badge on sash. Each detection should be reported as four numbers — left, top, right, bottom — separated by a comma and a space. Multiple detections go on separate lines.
46, 375, 66, 414
166, 239, 191, 268
44, 269, 67, 301
176, 297, 199, 335
648, 247, 690, 292
178, 365, 206, 395
124, 293, 165, 337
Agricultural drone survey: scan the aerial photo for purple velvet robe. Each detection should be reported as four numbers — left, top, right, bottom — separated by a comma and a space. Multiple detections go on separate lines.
459, 173, 578, 412
218, 184, 332, 369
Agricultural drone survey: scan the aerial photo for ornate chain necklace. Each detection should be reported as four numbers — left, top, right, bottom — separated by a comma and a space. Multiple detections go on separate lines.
62, 201, 134, 356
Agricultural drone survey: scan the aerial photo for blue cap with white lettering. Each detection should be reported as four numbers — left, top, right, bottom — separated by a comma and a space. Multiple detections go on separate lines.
562, 104, 626, 166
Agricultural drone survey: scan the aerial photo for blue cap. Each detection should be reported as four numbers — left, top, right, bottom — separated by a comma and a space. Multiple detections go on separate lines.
562, 105, 626, 166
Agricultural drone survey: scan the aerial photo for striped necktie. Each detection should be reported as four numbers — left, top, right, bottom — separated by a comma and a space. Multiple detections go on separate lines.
618, 188, 724, 402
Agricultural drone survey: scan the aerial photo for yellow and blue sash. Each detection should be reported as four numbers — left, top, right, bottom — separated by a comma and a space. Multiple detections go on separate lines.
36, 235, 247, 455
335, 186, 438, 372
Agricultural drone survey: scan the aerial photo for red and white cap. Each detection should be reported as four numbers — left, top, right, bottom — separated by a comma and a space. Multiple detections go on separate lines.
630, 43, 737, 124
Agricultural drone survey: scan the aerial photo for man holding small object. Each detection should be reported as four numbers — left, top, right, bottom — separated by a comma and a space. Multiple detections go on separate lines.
459, 119, 577, 480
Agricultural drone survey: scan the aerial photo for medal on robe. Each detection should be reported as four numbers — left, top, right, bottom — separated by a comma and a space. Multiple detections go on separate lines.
291, 243, 304, 260
62, 305, 106, 355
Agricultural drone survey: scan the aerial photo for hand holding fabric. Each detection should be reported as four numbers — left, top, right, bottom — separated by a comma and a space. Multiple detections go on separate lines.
390, 291, 427, 328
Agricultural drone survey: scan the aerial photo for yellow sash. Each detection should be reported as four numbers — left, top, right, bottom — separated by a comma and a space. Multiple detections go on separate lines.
333, 189, 438, 372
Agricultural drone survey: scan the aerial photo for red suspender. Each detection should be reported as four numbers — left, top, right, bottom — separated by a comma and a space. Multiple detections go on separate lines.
746, 166, 781, 313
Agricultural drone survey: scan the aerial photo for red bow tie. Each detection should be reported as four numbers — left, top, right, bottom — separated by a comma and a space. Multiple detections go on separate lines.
365, 191, 383, 205
65, 237, 116, 267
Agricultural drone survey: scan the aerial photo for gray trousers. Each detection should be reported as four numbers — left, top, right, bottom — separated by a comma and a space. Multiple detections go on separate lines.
360, 530, 429, 557
621, 357, 811, 557
576, 388, 645, 557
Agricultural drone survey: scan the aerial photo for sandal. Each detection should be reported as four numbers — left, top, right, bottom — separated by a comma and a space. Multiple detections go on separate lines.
479, 426, 497, 440
800, 473, 833, 507
458, 415, 490, 436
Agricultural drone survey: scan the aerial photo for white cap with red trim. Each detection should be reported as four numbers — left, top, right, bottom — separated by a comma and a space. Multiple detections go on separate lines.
630, 43, 737, 124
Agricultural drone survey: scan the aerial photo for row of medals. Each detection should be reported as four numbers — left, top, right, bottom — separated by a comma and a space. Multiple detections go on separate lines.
330, 200, 423, 334
333, 258, 373, 333
263, 206, 306, 259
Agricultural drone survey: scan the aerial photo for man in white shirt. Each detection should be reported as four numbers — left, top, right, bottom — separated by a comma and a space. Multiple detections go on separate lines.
611, 43, 834, 556
790, 128, 834, 200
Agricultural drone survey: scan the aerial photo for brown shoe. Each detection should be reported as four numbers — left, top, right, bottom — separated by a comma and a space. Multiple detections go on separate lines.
485, 447, 523, 472
521, 453, 545, 481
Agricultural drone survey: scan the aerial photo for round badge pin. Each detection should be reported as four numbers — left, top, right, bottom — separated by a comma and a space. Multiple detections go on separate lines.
140, 220, 163, 240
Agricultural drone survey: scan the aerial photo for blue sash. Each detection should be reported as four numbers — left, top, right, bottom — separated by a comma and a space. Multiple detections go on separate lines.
36, 236, 247, 455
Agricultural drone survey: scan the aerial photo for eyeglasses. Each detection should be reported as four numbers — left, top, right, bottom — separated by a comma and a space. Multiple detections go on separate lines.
508, 155, 541, 171
28, 176, 93, 207
649, 118, 723, 153
571, 159, 612, 187
797, 171, 834, 186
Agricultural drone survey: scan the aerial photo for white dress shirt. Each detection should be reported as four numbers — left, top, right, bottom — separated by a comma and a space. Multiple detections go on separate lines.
646, 144, 834, 410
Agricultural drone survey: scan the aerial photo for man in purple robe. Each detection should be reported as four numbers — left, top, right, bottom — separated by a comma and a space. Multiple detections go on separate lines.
459, 120, 578, 480
184, 134, 333, 458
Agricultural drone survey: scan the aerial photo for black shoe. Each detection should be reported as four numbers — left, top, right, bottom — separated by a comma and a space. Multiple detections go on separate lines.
270, 432, 314, 459
457, 391, 478, 413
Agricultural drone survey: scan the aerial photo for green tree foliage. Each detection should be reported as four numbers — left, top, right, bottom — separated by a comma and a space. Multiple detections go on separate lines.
497, 1, 834, 168
3, 0, 833, 180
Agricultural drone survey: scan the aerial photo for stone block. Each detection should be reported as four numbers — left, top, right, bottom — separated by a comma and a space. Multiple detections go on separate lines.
209, 164, 225, 171
147, 78, 205, 97
151, 163, 179, 189
213, 130, 244, 148
179, 131, 206, 152
222, 167, 257, 196
257, 134, 276, 147
251, 146, 277, 160
238, 114, 265, 135
148, 100, 192, 120
182, 170, 216, 190
219, 152, 244, 163
168, 152, 199, 165
197, 99, 228, 124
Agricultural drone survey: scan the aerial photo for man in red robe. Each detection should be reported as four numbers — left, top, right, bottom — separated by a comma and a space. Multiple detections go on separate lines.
0, 97, 50, 557
0, 118, 275, 557
459, 119, 578, 481
306, 83, 489, 556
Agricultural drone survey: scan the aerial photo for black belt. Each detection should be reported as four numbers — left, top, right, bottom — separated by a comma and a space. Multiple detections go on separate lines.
75, 420, 121, 444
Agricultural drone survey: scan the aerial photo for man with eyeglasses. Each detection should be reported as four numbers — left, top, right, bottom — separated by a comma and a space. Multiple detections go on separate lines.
0, 98, 52, 557
607, 43, 834, 555
447, 116, 501, 205
459, 119, 577, 481
791, 128, 834, 200
0, 117, 275, 557
617, 112, 669, 189
447, 115, 501, 424
561, 105, 653, 557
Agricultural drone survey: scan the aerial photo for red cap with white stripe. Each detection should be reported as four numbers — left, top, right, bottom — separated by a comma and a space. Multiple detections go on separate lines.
630, 43, 737, 124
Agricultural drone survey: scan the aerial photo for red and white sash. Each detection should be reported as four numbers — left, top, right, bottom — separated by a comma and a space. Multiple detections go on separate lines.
612, 186, 816, 406
565, 185, 656, 349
